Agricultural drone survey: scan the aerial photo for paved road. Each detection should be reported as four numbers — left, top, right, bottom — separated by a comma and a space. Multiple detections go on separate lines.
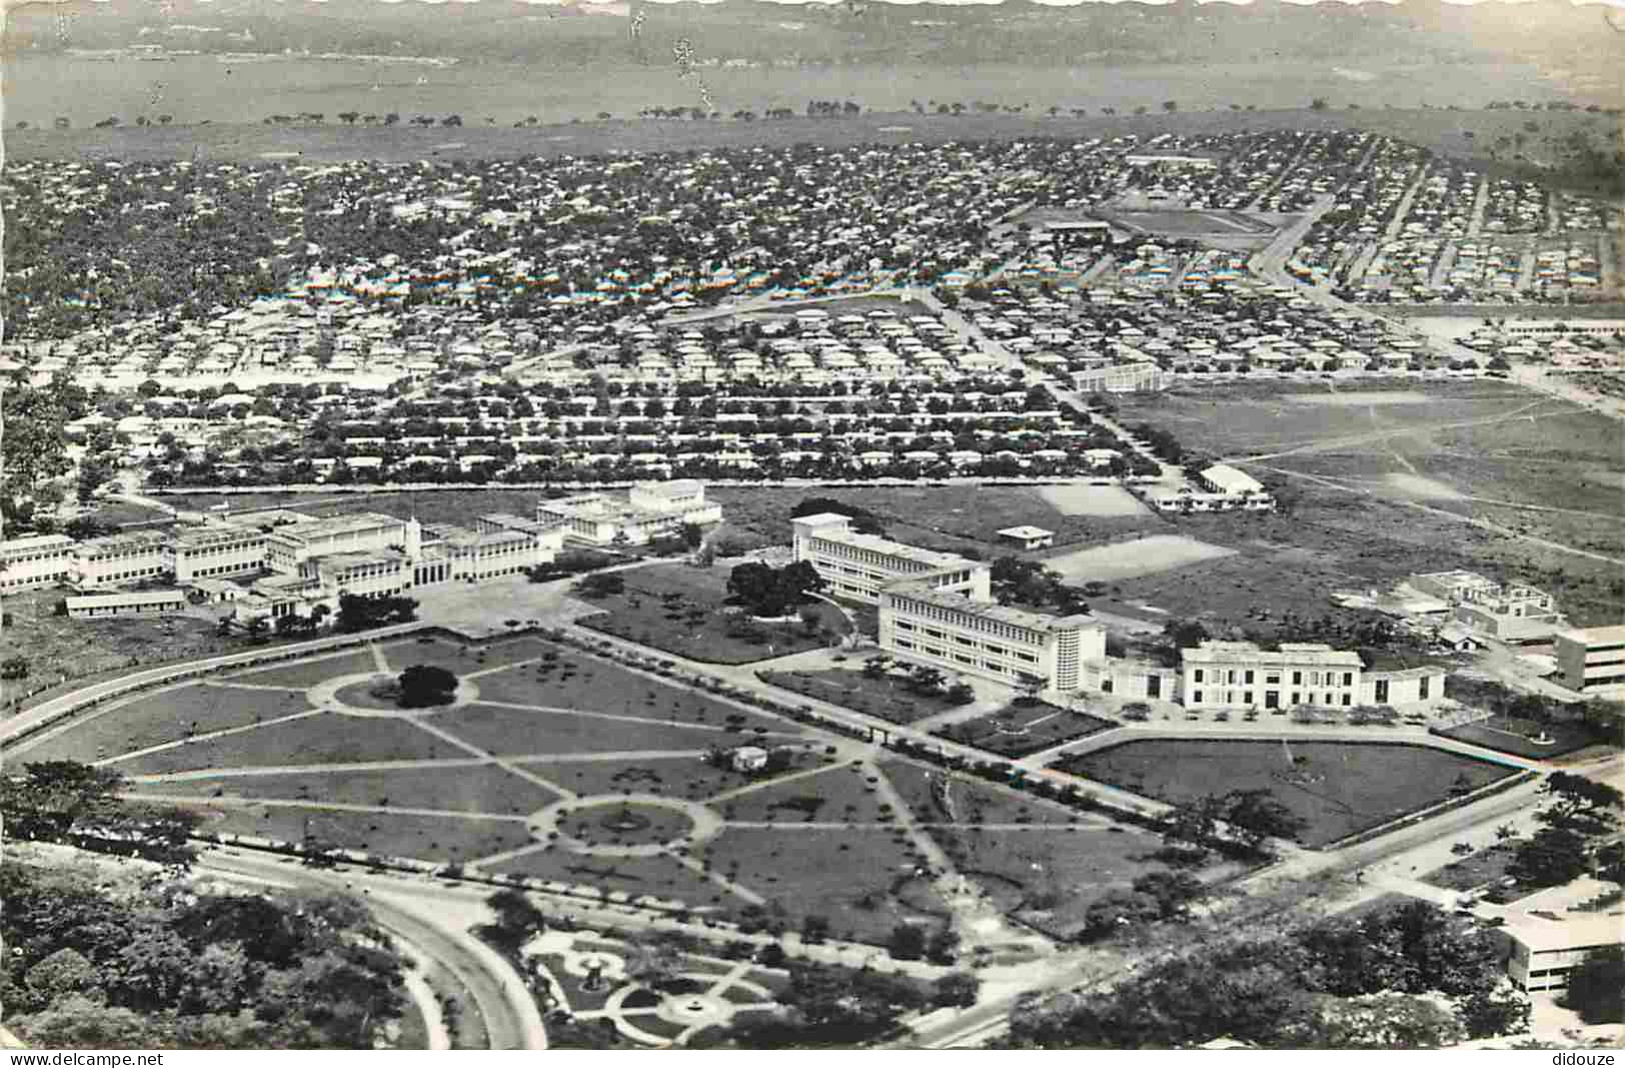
200, 849, 548, 1050
0, 622, 426, 746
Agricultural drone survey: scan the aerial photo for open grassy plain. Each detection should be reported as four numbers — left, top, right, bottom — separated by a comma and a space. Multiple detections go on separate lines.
1108, 380, 1625, 628
709, 484, 1164, 558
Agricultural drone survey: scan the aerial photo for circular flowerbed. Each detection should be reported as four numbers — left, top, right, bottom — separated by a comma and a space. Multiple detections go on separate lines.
559, 802, 696, 849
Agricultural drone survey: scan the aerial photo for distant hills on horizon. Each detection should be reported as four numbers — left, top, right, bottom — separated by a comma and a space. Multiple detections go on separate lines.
7, 0, 1622, 79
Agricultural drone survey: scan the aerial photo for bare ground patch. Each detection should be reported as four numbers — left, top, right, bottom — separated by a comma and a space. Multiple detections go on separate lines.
1285, 391, 1432, 406
1044, 535, 1237, 581
1384, 472, 1469, 500
1037, 483, 1151, 518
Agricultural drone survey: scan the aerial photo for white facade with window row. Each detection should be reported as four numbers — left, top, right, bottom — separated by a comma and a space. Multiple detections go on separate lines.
164, 526, 269, 582
68, 531, 170, 590
0, 534, 74, 590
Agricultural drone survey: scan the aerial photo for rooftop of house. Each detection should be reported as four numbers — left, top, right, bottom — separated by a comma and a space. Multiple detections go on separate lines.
1560, 623, 1625, 647
1184, 640, 1364, 668
798, 515, 975, 572
168, 525, 269, 549
272, 512, 405, 544
74, 529, 173, 556
999, 525, 1055, 539
0, 533, 75, 553
65, 590, 188, 608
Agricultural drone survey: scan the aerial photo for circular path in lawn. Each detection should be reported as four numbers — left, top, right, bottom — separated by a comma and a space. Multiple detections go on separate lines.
526, 794, 723, 857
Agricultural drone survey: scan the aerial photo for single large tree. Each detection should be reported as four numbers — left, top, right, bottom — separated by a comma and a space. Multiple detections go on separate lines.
1562, 946, 1625, 1023
396, 664, 458, 708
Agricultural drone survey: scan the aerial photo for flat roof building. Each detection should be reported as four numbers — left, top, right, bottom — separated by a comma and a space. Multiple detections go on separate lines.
163, 525, 268, 583
68, 530, 170, 591
1553, 624, 1625, 694
65, 589, 188, 619
998, 525, 1056, 551
0, 534, 74, 592
537, 480, 722, 546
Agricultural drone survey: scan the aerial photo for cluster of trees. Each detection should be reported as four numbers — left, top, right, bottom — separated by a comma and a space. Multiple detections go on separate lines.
790, 496, 886, 537
989, 556, 1088, 616
2, 761, 201, 868
334, 593, 418, 633
1506, 772, 1623, 889
805, 100, 863, 118
1162, 787, 1308, 859
1007, 897, 1528, 1049
2, 857, 409, 1048
725, 560, 826, 618
715, 963, 930, 1047
1, 376, 79, 533
861, 654, 976, 706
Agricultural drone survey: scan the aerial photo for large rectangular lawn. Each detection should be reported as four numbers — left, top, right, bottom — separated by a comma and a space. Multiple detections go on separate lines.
1056, 739, 1520, 847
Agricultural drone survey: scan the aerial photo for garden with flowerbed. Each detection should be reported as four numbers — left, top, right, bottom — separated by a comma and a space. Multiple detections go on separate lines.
759, 655, 975, 725
574, 562, 850, 665
932, 699, 1117, 758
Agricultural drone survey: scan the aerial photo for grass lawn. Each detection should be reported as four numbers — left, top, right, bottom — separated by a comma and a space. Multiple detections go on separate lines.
1434, 718, 1599, 759
576, 563, 849, 665
192, 803, 533, 863
558, 802, 697, 849
697, 827, 949, 944
131, 763, 561, 816
1056, 740, 1521, 848
934, 700, 1116, 758
925, 822, 1172, 939
11, 683, 313, 765
707, 484, 1164, 559
759, 667, 965, 725
878, 759, 1078, 826
516, 748, 837, 803
225, 649, 378, 688
489, 851, 731, 913
114, 713, 468, 774
1421, 842, 1520, 893
715, 763, 892, 824
436, 704, 754, 758
378, 634, 554, 677
472, 655, 788, 733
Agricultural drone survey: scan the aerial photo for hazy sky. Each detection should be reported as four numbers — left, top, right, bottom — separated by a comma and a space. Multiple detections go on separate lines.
80, 0, 1625, 6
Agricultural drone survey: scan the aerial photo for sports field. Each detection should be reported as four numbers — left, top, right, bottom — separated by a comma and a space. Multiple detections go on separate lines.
1036, 484, 1150, 518
1043, 535, 1237, 581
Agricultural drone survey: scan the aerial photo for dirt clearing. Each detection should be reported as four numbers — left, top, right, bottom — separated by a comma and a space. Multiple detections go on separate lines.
1045, 534, 1237, 581
1037, 484, 1151, 517
1285, 391, 1432, 406
1385, 472, 1468, 500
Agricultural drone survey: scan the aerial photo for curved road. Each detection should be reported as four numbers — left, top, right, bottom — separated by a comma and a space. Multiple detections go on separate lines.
201, 849, 547, 1051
